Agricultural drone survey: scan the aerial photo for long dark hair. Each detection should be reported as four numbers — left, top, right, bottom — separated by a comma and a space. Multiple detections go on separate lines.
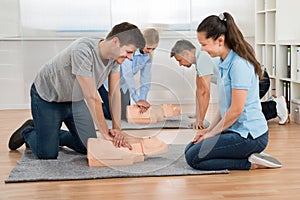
197, 12, 262, 78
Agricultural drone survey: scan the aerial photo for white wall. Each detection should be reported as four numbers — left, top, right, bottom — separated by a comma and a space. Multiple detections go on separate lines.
0, 39, 72, 109
277, 0, 300, 41
0, 1, 255, 110
0, 0, 20, 37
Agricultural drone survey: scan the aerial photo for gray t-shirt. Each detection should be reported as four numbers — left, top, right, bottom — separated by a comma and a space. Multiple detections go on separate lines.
34, 37, 119, 102
195, 49, 219, 84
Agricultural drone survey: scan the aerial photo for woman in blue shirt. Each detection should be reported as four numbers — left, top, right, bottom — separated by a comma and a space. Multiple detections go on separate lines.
184, 12, 282, 170
99, 28, 159, 120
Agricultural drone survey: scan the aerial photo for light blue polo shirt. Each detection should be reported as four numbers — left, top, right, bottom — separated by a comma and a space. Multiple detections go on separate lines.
218, 50, 268, 139
195, 49, 219, 84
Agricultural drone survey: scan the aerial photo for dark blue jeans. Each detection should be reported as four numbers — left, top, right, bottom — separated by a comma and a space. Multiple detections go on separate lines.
98, 85, 130, 120
184, 131, 268, 170
22, 84, 97, 159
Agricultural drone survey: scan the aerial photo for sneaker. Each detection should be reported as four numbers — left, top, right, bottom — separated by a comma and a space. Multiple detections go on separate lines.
248, 153, 282, 168
273, 96, 289, 125
8, 119, 34, 150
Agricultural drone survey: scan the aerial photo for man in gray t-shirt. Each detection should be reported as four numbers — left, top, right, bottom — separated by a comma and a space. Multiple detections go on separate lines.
170, 39, 219, 130
8, 22, 145, 159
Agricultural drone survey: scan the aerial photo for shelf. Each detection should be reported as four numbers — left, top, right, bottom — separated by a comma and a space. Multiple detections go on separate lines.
269, 75, 276, 79
278, 40, 300, 45
266, 9, 276, 12
292, 80, 300, 84
279, 78, 291, 82
256, 42, 276, 45
255, 0, 300, 122
257, 9, 276, 13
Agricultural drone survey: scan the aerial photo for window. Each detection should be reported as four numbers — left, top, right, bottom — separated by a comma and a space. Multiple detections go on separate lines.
19, 0, 254, 36
19, 0, 191, 33
191, 0, 254, 36
111, 0, 190, 30
20, 0, 111, 31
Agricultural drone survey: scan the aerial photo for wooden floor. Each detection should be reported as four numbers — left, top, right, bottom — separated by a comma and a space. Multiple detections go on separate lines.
1, 108, 300, 199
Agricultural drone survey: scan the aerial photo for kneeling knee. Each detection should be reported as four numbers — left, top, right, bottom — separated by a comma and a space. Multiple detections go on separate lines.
185, 151, 198, 169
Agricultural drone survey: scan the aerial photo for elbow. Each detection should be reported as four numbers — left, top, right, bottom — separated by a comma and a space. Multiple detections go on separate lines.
108, 89, 120, 98
85, 94, 100, 103
84, 94, 102, 107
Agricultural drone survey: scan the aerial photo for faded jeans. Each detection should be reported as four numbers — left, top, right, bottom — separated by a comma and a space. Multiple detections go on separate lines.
22, 84, 97, 159
184, 131, 268, 170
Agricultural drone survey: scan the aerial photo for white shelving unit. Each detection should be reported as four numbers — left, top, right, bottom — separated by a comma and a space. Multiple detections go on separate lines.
255, 0, 300, 122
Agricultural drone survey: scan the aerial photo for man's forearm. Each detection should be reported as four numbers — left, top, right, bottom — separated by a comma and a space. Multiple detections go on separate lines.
86, 96, 110, 137
196, 90, 210, 124
76, 75, 111, 138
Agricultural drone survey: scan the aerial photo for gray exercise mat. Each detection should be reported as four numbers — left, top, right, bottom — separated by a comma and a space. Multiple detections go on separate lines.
5, 144, 228, 183
106, 114, 210, 130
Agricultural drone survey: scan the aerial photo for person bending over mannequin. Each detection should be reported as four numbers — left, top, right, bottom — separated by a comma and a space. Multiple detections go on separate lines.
98, 28, 160, 120
170, 39, 219, 129
8, 22, 145, 159
171, 40, 289, 127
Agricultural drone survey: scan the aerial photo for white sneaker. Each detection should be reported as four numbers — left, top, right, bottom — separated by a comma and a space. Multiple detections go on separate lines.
273, 96, 289, 125
248, 153, 282, 168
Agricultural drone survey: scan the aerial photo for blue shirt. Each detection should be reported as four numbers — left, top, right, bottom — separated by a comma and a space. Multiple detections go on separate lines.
195, 49, 219, 84
218, 50, 268, 139
104, 49, 152, 102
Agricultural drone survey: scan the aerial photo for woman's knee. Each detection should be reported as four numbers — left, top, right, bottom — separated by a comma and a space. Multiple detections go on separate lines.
184, 142, 194, 154
184, 148, 201, 169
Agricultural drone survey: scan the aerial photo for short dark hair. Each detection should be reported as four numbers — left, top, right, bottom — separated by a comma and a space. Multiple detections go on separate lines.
170, 39, 196, 57
106, 22, 145, 49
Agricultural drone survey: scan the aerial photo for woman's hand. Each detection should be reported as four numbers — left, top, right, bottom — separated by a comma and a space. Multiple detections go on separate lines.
192, 129, 212, 144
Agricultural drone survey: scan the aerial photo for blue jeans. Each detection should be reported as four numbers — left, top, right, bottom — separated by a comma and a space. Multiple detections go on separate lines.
98, 85, 112, 120
98, 85, 130, 120
184, 131, 268, 170
22, 84, 97, 159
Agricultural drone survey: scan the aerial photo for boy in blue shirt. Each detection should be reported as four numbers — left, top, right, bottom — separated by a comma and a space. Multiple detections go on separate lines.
99, 28, 159, 120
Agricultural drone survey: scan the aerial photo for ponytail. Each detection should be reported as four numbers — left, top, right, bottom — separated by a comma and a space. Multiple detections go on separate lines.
197, 12, 262, 78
